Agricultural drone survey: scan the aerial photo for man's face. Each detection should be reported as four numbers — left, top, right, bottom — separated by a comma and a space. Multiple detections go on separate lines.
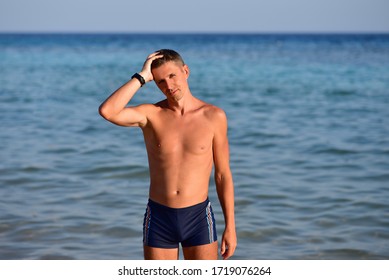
152, 61, 190, 102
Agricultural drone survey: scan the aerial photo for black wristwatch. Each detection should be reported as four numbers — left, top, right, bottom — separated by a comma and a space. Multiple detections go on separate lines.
131, 73, 146, 87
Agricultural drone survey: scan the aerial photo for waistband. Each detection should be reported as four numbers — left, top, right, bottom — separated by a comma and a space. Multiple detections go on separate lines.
147, 198, 210, 212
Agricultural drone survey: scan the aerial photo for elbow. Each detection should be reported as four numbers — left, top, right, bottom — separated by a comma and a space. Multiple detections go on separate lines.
98, 104, 105, 116
214, 169, 233, 187
98, 104, 110, 120
214, 171, 228, 187
215, 172, 223, 186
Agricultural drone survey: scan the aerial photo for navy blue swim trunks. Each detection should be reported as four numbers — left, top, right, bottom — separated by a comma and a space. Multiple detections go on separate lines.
143, 198, 217, 248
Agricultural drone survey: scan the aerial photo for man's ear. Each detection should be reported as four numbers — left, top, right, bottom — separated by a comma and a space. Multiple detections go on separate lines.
183, 64, 190, 79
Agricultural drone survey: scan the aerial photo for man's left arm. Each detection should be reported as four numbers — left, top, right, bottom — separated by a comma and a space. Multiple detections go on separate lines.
212, 108, 237, 260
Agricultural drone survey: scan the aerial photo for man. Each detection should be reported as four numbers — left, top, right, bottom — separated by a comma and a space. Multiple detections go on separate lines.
99, 49, 236, 260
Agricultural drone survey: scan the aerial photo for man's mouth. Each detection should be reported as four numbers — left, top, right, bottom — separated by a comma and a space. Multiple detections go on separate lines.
169, 89, 178, 95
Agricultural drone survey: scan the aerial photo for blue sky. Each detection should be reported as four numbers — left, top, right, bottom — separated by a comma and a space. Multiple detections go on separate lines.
1, 0, 388, 33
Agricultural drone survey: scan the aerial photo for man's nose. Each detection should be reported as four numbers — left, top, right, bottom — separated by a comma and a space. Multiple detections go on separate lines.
165, 79, 173, 90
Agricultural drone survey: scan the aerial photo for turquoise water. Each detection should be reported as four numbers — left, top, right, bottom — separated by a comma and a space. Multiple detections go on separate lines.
1, 34, 389, 259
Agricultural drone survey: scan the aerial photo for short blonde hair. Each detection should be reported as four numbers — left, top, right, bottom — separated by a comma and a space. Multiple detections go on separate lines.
151, 49, 185, 70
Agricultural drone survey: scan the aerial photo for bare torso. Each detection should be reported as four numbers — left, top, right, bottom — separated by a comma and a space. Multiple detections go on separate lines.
142, 99, 216, 208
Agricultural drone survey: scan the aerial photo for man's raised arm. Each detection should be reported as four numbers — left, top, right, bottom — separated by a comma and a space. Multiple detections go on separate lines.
98, 52, 162, 127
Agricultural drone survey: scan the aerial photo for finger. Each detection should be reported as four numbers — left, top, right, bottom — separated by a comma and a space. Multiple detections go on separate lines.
223, 243, 237, 260
144, 54, 163, 67
147, 52, 159, 59
151, 55, 164, 60
147, 52, 163, 59
222, 247, 232, 260
220, 240, 226, 256
151, 54, 164, 60
141, 53, 164, 74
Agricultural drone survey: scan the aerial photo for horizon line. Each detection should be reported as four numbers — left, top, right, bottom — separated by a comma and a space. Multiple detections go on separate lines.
1, 30, 389, 35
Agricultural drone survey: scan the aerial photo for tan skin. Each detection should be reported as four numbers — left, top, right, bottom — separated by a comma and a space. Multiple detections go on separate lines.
99, 52, 236, 260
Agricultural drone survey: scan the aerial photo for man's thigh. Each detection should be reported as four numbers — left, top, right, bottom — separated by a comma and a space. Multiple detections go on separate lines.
182, 241, 218, 260
144, 245, 179, 260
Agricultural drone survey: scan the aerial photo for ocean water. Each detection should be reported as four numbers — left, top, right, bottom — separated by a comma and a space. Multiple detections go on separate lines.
1, 34, 389, 260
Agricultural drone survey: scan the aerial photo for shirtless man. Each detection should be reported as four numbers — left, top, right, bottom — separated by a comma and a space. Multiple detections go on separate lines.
99, 50, 236, 260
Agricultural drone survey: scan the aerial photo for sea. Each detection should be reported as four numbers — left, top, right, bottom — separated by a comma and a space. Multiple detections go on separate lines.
1, 33, 389, 260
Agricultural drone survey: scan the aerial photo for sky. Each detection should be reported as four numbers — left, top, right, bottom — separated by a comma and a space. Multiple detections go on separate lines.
0, 0, 388, 33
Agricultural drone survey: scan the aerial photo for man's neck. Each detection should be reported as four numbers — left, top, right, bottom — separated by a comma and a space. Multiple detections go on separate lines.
167, 91, 196, 115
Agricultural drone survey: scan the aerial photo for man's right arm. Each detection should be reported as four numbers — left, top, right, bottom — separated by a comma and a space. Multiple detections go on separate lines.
99, 77, 148, 127
98, 52, 162, 127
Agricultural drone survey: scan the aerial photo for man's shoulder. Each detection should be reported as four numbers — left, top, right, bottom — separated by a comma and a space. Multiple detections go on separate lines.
201, 103, 227, 123
201, 103, 225, 116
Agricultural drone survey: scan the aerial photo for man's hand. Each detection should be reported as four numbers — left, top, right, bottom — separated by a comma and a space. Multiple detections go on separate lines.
99, 51, 163, 127
139, 52, 164, 83
220, 227, 237, 260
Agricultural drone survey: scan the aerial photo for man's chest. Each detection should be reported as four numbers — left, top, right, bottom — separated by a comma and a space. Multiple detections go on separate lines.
145, 114, 214, 156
